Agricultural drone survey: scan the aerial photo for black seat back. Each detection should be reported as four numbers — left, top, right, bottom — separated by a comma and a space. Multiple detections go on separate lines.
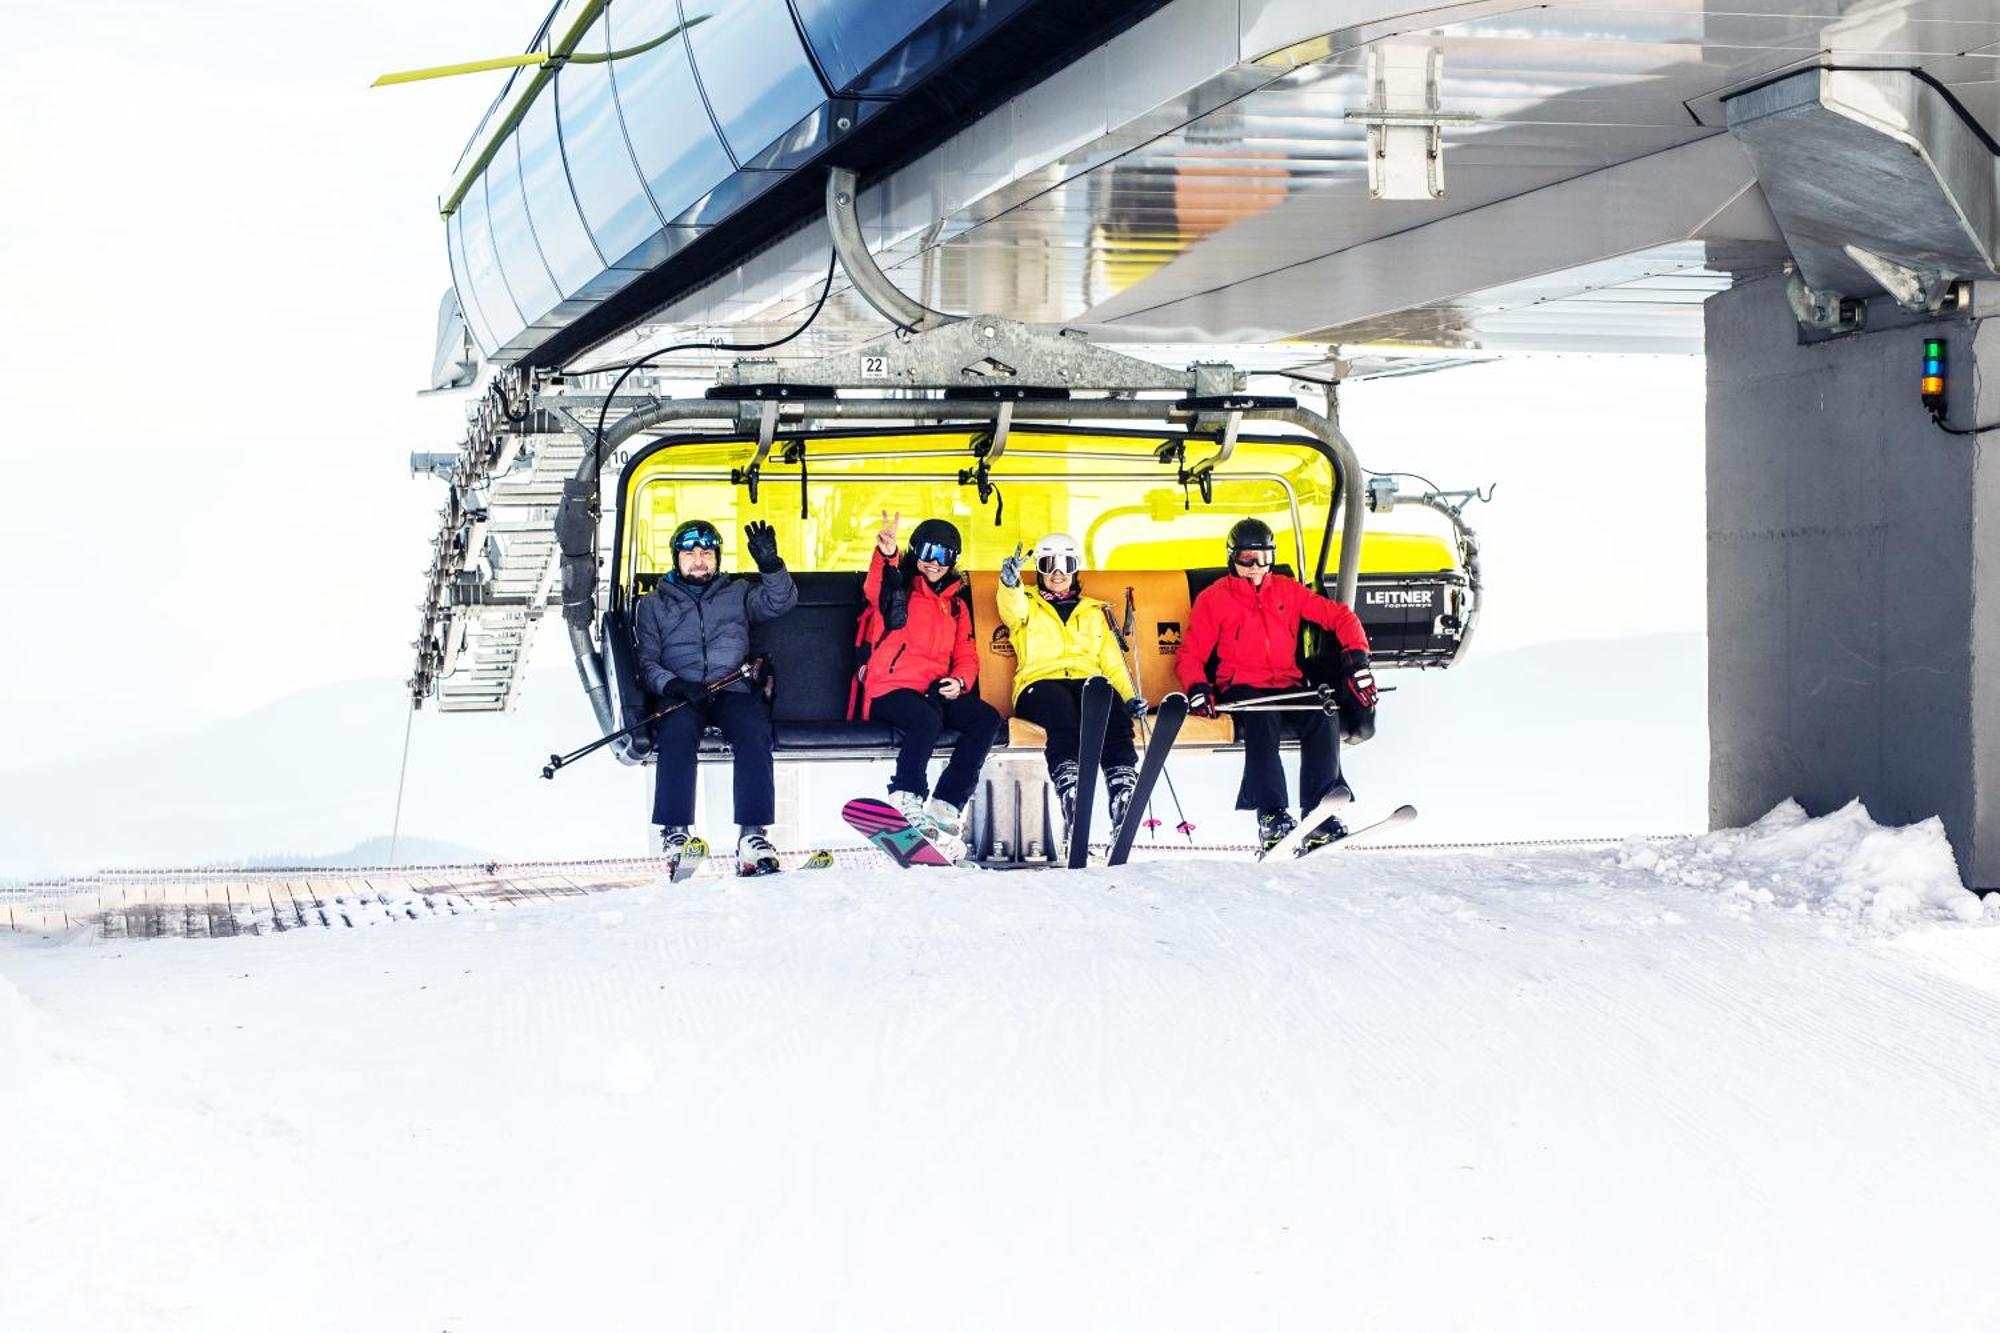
748, 572, 865, 723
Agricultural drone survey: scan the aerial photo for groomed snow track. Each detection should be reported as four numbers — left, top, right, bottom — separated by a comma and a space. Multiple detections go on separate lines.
0, 836, 1705, 938
3, 802, 1999, 1332
0, 850, 892, 937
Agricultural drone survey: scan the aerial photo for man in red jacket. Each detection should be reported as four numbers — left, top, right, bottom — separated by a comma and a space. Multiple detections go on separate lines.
860, 512, 1001, 859
1177, 517, 1378, 853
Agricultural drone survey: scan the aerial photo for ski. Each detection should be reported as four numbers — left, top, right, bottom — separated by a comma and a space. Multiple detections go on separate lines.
1067, 675, 1114, 868
1255, 790, 1353, 862
670, 837, 709, 883
800, 849, 835, 870
1106, 692, 1188, 867
842, 798, 955, 869
1296, 804, 1418, 856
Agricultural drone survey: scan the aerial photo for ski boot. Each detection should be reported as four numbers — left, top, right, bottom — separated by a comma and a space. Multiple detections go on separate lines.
1295, 813, 1350, 857
1104, 764, 1139, 830
736, 826, 781, 877
1050, 761, 1080, 837
890, 788, 954, 861
660, 825, 706, 883
1255, 808, 1297, 856
925, 797, 970, 864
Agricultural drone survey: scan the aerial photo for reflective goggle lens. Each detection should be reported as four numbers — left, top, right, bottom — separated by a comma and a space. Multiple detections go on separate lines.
675, 531, 721, 551
1036, 554, 1079, 575
914, 541, 957, 564
1233, 548, 1274, 568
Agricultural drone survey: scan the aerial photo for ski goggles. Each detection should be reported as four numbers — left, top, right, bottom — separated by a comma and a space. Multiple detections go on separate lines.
1232, 548, 1275, 569
913, 540, 958, 565
673, 528, 722, 551
1036, 553, 1079, 575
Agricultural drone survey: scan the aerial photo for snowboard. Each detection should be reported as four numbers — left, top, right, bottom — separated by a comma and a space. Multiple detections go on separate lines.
1106, 692, 1188, 867
1067, 675, 1115, 869
842, 798, 956, 869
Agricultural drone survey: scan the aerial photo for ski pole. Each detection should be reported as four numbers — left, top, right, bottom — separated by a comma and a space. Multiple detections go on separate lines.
541, 662, 755, 779
1216, 688, 1323, 708
1217, 685, 1339, 716
1123, 586, 1194, 843
1218, 703, 1335, 712
1117, 586, 1160, 842
1155, 759, 1195, 842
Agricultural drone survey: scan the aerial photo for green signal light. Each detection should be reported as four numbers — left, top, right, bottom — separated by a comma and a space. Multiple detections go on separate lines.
1923, 338, 1948, 417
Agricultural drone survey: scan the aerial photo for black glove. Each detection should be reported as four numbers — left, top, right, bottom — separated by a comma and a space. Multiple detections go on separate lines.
1126, 695, 1149, 719
1187, 683, 1218, 718
1336, 648, 1377, 743
744, 520, 782, 573
660, 676, 705, 708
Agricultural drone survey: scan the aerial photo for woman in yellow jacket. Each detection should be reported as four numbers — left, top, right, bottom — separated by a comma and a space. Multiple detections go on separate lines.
997, 533, 1147, 831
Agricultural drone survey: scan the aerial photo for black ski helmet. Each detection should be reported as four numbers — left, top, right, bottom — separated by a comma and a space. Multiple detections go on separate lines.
907, 518, 963, 565
669, 519, 723, 583
1226, 517, 1276, 558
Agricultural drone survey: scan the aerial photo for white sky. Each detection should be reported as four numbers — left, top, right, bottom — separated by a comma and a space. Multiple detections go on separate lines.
0, 3, 1707, 776
0, 2, 521, 753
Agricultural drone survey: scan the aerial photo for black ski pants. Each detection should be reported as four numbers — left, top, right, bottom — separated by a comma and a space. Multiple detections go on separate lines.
869, 688, 1001, 808
651, 689, 775, 828
1013, 678, 1138, 773
1223, 684, 1348, 816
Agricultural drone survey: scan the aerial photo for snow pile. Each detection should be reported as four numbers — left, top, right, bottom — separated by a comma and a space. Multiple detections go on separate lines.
1615, 798, 1986, 926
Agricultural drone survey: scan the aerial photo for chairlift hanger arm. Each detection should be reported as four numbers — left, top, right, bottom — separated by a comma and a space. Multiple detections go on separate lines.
826, 167, 954, 333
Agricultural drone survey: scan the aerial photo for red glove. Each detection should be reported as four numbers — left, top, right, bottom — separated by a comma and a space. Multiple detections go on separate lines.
1340, 650, 1378, 712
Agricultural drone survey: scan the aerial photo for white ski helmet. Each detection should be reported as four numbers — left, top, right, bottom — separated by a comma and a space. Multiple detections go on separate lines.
1033, 532, 1080, 576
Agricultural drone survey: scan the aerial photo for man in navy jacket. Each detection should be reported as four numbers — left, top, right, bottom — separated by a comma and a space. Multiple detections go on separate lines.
636, 518, 796, 873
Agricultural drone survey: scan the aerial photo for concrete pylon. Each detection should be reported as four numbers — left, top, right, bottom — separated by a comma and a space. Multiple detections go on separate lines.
1707, 272, 2000, 888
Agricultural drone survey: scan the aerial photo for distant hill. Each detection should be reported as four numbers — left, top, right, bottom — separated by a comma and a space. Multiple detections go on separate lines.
0, 635, 1706, 876
198, 835, 494, 870
0, 671, 653, 877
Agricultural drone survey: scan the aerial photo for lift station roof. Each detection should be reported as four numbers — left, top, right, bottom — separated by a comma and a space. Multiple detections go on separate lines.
436, 0, 2000, 378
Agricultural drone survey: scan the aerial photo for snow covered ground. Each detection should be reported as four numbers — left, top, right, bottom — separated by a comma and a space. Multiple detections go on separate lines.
4, 802, 1997, 1332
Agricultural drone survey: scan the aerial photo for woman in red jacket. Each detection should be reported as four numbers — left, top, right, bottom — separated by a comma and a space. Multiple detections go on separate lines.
860, 512, 1001, 857
1177, 517, 1378, 853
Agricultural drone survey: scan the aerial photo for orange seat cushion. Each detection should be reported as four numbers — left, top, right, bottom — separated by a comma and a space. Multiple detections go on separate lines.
965, 568, 1229, 748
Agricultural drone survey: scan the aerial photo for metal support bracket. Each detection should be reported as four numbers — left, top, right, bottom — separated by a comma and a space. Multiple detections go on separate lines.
729, 399, 781, 504
977, 399, 1015, 460
1785, 268, 1866, 334
1344, 47, 1478, 200
1177, 392, 1290, 493
1179, 412, 1240, 500
826, 166, 956, 332
718, 315, 1234, 395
